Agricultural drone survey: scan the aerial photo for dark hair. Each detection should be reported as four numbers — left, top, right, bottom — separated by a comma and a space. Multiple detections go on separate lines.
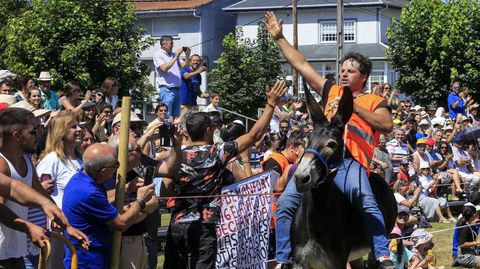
160, 35, 173, 46
325, 73, 336, 82
18, 75, 33, 90
262, 133, 281, 150
0, 108, 35, 137
63, 81, 81, 97
186, 112, 211, 142
0, 81, 12, 88
155, 103, 168, 113
461, 206, 476, 225
220, 122, 246, 142
286, 130, 307, 148
340, 52, 372, 87
96, 102, 113, 115
100, 77, 119, 97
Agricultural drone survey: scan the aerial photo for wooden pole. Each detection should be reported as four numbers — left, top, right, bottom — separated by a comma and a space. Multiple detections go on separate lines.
336, 0, 344, 79
292, 0, 298, 96
110, 97, 131, 269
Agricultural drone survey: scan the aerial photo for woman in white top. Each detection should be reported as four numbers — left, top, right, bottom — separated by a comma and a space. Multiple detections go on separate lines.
203, 93, 222, 115
36, 110, 84, 269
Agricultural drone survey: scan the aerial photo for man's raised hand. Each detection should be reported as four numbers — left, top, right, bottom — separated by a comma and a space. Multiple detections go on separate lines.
264, 12, 284, 40
266, 80, 287, 108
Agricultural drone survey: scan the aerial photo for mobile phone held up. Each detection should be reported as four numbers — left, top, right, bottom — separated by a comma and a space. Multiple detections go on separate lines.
182, 46, 188, 52
159, 124, 176, 147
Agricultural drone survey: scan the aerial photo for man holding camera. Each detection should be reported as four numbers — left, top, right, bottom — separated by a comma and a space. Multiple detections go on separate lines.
154, 35, 191, 119
180, 54, 209, 114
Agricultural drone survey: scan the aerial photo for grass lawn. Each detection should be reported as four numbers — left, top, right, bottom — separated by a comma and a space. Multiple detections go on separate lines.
155, 222, 458, 269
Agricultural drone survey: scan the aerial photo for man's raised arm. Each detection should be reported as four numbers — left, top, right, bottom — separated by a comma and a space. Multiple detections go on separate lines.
236, 80, 287, 153
264, 11, 327, 95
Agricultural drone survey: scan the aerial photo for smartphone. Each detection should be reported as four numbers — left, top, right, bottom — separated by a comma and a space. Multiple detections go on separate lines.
202, 61, 208, 67
182, 46, 188, 52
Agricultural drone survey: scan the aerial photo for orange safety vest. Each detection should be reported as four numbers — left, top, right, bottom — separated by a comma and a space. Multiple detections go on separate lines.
261, 152, 290, 230
260, 152, 290, 174
324, 85, 384, 173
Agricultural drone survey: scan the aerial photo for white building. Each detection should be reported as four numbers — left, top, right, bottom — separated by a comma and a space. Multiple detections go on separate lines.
224, 0, 408, 96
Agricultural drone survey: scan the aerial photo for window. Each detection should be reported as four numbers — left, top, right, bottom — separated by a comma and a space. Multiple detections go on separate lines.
320, 20, 356, 43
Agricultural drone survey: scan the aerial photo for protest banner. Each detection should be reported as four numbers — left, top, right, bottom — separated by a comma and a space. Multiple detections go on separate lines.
215, 171, 279, 269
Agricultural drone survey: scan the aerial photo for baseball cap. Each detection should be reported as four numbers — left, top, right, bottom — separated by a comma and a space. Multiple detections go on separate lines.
416, 138, 426, 145
397, 205, 410, 214
425, 138, 435, 147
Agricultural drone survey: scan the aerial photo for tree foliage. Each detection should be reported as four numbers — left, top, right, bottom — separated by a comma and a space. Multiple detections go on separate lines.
2, 0, 153, 98
386, 0, 480, 106
208, 26, 287, 121
0, 0, 29, 68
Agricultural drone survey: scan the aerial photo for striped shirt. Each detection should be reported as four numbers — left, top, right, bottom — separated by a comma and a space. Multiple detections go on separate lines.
386, 139, 410, 173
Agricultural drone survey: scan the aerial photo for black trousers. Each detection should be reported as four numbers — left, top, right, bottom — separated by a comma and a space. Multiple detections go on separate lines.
164, 222, 217, 269
0, 257, 25, 269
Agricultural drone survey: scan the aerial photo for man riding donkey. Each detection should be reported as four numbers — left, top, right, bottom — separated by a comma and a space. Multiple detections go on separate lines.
264, 12, 394, 269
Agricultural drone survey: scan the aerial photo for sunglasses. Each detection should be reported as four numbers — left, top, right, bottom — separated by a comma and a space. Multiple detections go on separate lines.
158, 109, 167, 112
440, 146, 448, 149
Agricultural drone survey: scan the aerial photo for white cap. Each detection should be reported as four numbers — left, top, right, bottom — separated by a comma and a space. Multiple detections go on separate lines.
413, 105, 424, 111
419, 162, 430, 170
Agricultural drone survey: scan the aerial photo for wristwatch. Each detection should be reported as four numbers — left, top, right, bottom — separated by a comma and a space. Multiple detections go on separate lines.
134, 199, 146, 211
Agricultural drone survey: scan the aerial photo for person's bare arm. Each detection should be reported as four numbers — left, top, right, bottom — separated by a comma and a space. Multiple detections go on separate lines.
180, 48, 191, 69
236, 81, 286, 154
353, 106, 393, 133
155, 129, 183, 177
183, 66, 206, 80
158, 48, 183, 73
264, 12, 326, 95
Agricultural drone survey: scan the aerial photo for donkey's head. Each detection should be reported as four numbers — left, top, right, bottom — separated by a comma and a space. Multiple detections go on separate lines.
294, 81, 353, 192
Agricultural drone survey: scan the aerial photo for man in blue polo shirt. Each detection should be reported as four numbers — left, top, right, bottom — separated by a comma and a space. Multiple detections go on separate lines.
62, 144, 154, 269
448, 81, 468, 120
180, 54, 208, 114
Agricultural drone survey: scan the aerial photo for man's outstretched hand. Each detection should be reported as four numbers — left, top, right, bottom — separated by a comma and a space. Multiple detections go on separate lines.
42, 201, 69, 228
66, 226, 90, 250
266, 80, 287, 108
264, 12, 284, 40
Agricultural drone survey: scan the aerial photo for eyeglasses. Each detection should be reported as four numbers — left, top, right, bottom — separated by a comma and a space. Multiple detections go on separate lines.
440, 146, 448, 149
421, 167, 431, 170
103, 161, 120, 169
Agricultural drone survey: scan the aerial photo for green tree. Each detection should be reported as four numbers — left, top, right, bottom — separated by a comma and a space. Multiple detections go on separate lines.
208, 26, 287, 121
0, 0, 29, 68
3, 0, 153, 99
386, 0, 480, 106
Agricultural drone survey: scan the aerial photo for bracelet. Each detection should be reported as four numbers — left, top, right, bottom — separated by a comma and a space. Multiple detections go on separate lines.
267, 103, 276, 109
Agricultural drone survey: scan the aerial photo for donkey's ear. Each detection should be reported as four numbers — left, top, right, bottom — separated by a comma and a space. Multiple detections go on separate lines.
330, 86, 353, 130
303, 78, 328, 125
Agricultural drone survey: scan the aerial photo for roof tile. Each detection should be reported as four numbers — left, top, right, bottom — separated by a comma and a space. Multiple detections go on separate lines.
134, 0, 213, 11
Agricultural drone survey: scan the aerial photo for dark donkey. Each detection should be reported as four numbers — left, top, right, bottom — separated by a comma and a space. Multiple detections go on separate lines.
291, 83, 397, 269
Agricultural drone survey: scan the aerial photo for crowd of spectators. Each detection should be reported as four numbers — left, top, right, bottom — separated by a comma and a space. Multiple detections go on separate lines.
0, 28, 480, 269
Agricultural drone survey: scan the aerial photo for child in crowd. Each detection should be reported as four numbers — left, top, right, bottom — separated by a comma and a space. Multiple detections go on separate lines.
389, 205, 420, 269
410, 229, 445, 269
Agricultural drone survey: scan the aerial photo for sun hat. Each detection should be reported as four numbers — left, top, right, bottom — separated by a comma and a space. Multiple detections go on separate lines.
112, 112, 147, 127
393, 119, 401, 125
419, 162, 430, 170
0, 94, 16, 106
418, 119, 430, 126
391, 226, 402, 236
0, 70, 16, 81
10, 101, 51, 118
444, 125, 454, 131
38, 71, 52, 81
425, 138, 435, 147
410, 229, 433, 247
413, 105, 424, 111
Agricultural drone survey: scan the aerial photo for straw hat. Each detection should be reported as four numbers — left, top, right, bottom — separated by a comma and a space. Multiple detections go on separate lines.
10, 101, 51, 118
112, 112, 147, 127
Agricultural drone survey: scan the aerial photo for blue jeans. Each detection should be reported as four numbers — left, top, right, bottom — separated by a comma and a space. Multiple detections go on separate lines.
275, 158, 389, 263
159, 86, 181, 118
24, 255, 39, 269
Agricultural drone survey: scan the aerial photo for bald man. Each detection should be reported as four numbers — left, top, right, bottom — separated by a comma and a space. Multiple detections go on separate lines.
62, 143, 154, 269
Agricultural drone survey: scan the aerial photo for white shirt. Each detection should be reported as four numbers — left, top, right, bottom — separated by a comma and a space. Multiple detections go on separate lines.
0, 154, 33, 259
36, 152, 83, 209
452, 145, 471, 174
394, 192, 407, 205
153, 48, 182, 88
418, 175, 434, 198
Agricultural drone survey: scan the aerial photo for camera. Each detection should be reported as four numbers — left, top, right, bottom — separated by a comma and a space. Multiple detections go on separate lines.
182, 46, 188, 52
202, 61, 208, 67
